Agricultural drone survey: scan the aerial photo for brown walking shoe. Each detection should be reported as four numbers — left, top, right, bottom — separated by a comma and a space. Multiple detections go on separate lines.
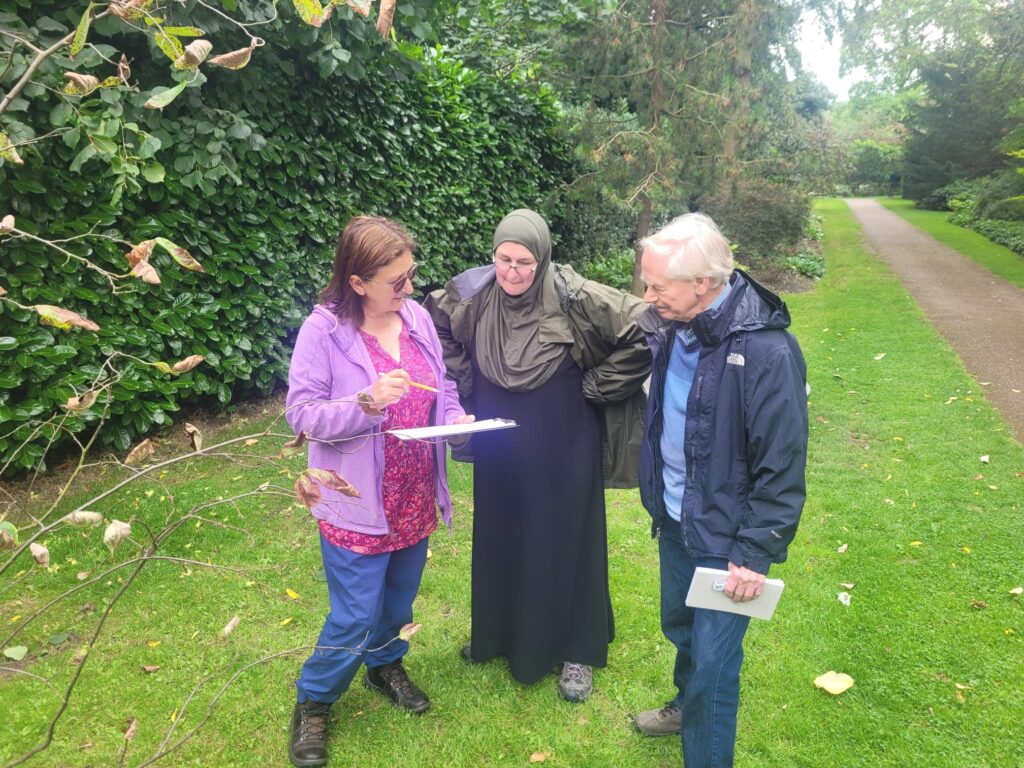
288, 699, 331, 767
364, 661, 431, 714
633, 701, 682, 736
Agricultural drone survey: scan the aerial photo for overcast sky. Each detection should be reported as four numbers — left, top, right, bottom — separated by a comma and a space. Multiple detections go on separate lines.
796, 13, 867, 102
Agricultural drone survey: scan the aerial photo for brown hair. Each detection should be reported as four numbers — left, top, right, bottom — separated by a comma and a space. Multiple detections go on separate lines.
319, 216, 415, 327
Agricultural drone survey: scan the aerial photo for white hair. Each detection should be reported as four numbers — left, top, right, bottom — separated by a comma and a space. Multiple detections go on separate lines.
640, 212, 734, 287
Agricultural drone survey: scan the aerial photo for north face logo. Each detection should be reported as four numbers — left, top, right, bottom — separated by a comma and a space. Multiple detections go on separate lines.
727, 353, 745, 366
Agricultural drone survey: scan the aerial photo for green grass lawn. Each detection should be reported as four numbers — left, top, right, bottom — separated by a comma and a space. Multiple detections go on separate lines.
2, 198, 1023, 767
876, 197, 1024, 289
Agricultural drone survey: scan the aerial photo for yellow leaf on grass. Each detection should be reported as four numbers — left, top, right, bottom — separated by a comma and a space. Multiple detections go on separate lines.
909, 541, 923, 547
961, 546, 971, 554
814, 671, 854, 695
836, 543, 848, 554
1010, 587, 1023, 596
280, 617, 293, 626
147, 640, 161, 648
285, 588, 300, 600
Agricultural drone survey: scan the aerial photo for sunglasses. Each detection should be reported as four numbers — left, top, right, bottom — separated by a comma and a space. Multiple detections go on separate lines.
362, 264, 418, 295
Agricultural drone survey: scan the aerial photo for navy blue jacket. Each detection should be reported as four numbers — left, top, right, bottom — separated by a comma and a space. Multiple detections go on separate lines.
638, 270, 808, 574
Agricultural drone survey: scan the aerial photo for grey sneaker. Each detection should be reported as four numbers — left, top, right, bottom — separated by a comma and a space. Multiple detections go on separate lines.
558, 662, 593, 702
633, 701, 682, 736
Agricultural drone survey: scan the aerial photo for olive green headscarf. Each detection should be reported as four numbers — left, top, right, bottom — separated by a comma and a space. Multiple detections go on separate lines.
475, 209, 573, 392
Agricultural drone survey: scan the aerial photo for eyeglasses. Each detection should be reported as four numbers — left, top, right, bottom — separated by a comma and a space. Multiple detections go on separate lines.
493, 258, 538, 275
362, 264, 418, 295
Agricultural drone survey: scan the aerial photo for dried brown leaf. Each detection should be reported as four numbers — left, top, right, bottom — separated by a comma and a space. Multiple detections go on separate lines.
63, 389, 99, 413
63, 72, 100, 95
65, 510, 103, 526
529, 752, 552, 764
283, 431, 306, 449
117, 53, 131, 83
30, 542, 50, 568
208, 44, 255, 70
103, 519, 132, 554
218, 615, 241, 640
398, 622, 422, 641
376, 0, 396, 37
171, 354, 205, 373
141, 664, 160, 673
306, 467, 360, 498
346, 0, 372, 16
130, 259, 161, 284
123, 717, 137, 741
34, 305, 100, 332
295, 473, 321, 508
0, 214, 14, 234
184, 422, 202, 452
124, 239, 155, 268
125, 438, 155, 465
173, 39, 213, 69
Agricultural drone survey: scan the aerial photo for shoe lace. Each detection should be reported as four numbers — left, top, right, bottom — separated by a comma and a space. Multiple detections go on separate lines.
660, 701, 680, 717
386, 664, 420, 698
562, 663, 588, 685
299, 703, 330, 740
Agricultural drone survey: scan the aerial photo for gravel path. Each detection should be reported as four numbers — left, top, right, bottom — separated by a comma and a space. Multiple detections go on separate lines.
845, 198, 1024, 443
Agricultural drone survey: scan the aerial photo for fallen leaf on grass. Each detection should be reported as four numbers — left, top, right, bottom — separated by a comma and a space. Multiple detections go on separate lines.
219, 615, 241, 640
280, 617, 293, 627
972, 474, 985, 481
285, 588, 300, 600
4, 645, 28, 661
970, 600, 988, 610
873, 353, 886, 361
840, 582, 856, 590
530, 752, 552, 763
147, 640, 161, 648
1010, 587, 1023, 596
837, 592, 851, 606
77, 570, 91, 580
979, 455, 989, 464
244, 438, 259, 447
955, 690, 966, 704
124, 717, 138, 741
909, 541, 922, 547
961, 546, 971, 554
814, 671, 854, 695
65, 510, 103, 526
49, 632, 68, 645
836, 543, 848, 554
141, 665, 160, 673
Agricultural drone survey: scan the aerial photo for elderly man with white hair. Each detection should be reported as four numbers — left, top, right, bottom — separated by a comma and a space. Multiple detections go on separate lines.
632, 213, 808, 768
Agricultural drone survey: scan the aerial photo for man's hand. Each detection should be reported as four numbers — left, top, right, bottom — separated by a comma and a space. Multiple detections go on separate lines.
724, 561, 766, 603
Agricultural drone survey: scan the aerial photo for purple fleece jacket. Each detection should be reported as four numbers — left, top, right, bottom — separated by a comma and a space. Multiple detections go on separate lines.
285, 301, 466, 535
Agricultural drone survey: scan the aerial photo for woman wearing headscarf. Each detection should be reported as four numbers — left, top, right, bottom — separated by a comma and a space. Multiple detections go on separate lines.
285, 216, 473, 768
424, 209, 650, 701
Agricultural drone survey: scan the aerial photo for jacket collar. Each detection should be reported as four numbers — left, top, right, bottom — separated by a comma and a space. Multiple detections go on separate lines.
636, 270, 791, 346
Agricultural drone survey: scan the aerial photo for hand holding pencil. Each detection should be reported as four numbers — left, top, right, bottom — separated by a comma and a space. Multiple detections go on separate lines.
372, 369, 438, 406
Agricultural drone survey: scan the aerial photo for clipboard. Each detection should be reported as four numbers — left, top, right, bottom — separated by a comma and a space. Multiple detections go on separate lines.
684, 567, 785, 620
388, 418, 518, 441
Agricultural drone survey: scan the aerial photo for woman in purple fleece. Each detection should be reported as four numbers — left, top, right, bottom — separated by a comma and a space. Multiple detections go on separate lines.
284, 216, 472, 768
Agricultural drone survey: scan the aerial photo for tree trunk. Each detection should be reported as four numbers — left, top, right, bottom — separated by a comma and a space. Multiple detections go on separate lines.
630, 191, 654, 297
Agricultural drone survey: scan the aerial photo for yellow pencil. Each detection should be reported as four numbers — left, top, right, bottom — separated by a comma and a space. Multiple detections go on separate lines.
408, 380, 439, 393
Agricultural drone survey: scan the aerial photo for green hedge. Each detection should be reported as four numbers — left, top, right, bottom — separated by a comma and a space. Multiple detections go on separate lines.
0, 10, 571, 473
931, 174, 1024, 257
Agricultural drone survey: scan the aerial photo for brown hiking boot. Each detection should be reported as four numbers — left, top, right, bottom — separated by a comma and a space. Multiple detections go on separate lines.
633, 701, 682, 736
364, 661, 431, 714
288, 699, 331, 767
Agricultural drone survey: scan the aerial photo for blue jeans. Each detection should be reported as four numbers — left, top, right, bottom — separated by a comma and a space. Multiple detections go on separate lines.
659, 521, 751, 768
295, 533, 429, 704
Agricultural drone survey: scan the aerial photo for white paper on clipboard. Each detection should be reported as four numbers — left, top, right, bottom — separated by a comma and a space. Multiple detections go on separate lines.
684, 567, 785, 620
387, 418, 518, 441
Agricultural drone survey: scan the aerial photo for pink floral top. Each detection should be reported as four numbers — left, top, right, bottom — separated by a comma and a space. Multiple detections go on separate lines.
319, 319, 438, 554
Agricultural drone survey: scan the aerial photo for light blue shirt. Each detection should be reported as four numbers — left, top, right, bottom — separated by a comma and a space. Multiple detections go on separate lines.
661, 280, 733, 521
